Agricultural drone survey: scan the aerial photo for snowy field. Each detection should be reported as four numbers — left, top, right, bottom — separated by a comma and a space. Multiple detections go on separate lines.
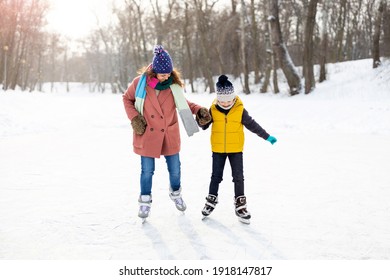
1, 59, 390, 263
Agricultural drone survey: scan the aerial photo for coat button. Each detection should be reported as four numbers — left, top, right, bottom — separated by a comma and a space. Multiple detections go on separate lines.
151, 115, 155, 118
160, 116, 163, 119
150, 128, 154, 131
161, 129, 165, 132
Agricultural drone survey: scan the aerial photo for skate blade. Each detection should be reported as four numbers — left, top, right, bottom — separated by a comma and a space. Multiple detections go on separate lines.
238, 217, 251, 224
176, 206, 187, 212
139, 213, 150, 224
202, 214, 210, 220
138, 209, 150, 224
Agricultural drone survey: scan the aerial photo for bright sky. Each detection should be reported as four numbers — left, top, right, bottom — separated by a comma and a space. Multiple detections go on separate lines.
45, 0, 118, 39
45, 0, 229, 39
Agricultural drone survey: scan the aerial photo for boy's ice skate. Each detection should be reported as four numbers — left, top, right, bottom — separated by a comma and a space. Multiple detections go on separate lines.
202, 194, 218, 219
138, 194, 152, 223
169, 189, 186, 212
234, 195, 251, 224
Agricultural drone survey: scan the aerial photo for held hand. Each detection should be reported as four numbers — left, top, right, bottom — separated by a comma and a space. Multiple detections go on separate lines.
131, 115, 147, 135
196, 107, 212, 126
266, 135, 277, 145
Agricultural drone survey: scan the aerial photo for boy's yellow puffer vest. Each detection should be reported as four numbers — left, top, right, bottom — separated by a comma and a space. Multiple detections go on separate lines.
210, 96, 244, 153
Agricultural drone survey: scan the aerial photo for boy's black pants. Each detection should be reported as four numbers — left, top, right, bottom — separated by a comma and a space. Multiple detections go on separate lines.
208, 152, 244, 198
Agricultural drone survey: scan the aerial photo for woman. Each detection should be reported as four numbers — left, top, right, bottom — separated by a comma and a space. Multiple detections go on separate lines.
123, 45, 211, 221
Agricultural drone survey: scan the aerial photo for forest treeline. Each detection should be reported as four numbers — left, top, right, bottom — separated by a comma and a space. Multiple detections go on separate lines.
1, 0, 389, 94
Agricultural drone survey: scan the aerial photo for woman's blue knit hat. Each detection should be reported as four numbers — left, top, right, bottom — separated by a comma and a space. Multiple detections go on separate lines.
216, 75, 235, 102
152, 45, 173, 74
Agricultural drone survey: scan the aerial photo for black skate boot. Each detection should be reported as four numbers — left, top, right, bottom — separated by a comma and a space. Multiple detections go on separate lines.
234, 195, 251, 224
202, 194, 218, 219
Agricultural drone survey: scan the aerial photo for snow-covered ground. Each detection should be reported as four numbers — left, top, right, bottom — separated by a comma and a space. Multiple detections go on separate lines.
1, 59, 390, 263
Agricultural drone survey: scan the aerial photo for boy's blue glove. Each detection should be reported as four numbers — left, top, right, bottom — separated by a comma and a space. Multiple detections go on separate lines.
266, 135, 277, 145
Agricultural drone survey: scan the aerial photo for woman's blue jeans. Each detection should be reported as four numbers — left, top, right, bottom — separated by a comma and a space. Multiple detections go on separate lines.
140, 153, 181, 195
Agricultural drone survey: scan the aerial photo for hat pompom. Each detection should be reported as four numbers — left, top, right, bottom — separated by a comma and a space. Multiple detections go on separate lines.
154, 45, 164, 55
218, 74, 229, 84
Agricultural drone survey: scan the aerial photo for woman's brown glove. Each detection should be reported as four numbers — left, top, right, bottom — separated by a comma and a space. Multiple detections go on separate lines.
131, 115, 147, 135
196, 107, 212, 126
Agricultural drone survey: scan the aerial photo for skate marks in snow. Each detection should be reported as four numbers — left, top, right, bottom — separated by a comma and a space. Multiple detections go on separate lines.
238, 223, 286, 259
109, 217, 177, 260
202, 217, 286, 259
176, 215, 211, 260
141, 222, 176, 259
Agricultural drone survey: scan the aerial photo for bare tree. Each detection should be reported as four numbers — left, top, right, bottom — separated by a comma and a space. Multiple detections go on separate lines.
214, 1, 240, 76
240, 0, 250, 94
183, 2, 195, 92
269, 0, 301, 95
261, 2, 278, 94
193, 0, 216, 93
250, 0, 262, 84
63, 45, 69, 92
381, 0, 390, 57
260, 31, 277, 93
132, 0, 148, 63
117, 2, 144, 78
335, 0, 347, 61
373, 0, 385, 68
229, 0, 241, 78
48, 34, 63, 92
97, 25, 119, 93
303, 0, 319, 94
319, 0, 329, 83
149, 0, 176, 45
0, 0, 48, 91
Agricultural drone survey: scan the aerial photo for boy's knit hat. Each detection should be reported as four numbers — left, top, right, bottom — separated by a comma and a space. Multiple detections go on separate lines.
216, 75, 235, 102
152, 45, 173, 74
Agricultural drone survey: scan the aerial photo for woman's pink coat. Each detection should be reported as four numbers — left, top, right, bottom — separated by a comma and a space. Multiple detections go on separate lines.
123, 76, 202, 158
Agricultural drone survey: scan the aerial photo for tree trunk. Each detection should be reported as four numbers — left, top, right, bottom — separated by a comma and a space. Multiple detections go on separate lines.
269, 0, 301, 95
303, 0, 318, 94
63, 47, 69, 92
98, 27, 116, 93
261, 32, 272, 93
268, 19, 279, 93
335, 0, 347, 61
319, 0, 329, 83
183, 2, 194, 92
229, 1, 241, 78
240, 0, 250, 94
382, 1, 390, 57
272, 62, 279, 94
194, 0, 215, 93
132, 0, 148, 64
250, 0, 261, 84
372, 0, 384, 68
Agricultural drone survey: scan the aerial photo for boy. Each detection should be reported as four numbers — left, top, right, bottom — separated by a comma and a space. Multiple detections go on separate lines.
197, 75, 277, 224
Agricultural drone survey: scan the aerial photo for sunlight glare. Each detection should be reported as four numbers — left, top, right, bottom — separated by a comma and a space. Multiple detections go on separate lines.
45, 0, 114, 38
